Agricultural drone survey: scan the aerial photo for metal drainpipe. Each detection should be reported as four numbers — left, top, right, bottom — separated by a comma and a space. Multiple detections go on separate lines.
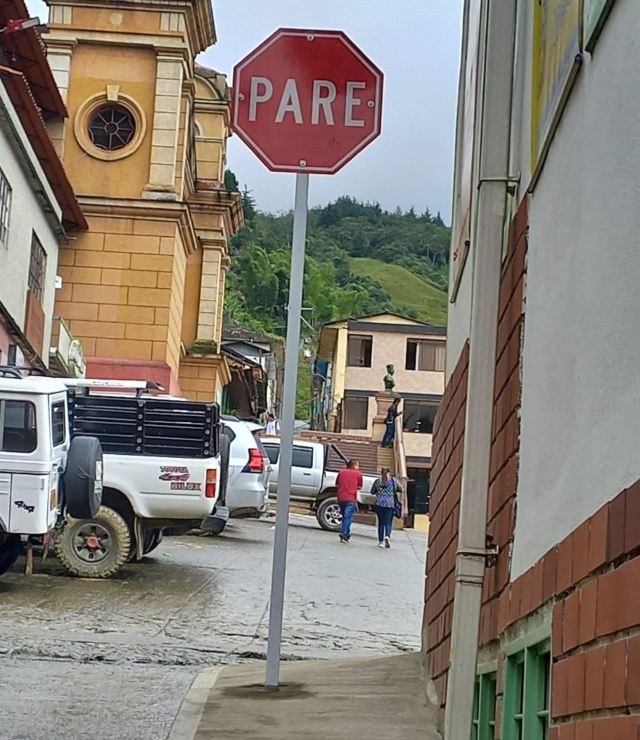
443, 0, 517, 737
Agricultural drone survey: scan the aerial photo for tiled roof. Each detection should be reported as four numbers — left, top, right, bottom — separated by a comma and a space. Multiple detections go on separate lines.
0, 65, 86, 229
0, 1, 67, 118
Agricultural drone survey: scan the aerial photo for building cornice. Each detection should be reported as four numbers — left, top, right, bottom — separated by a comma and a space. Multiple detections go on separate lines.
76, 195, 200, 257
46, 0, 215, 53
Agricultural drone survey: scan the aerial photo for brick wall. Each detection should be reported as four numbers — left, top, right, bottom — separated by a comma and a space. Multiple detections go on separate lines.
423, 341, 469, 714
488, 480, 640, 737
480, 198, 529, 646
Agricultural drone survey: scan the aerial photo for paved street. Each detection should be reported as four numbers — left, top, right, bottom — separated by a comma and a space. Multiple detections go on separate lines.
0, 515, 426, 739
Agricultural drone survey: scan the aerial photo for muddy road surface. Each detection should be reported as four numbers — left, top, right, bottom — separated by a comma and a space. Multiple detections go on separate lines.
0, 516, 426, 739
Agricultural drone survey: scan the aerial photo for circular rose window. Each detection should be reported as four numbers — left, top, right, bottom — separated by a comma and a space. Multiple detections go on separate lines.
88, 104, 136, 151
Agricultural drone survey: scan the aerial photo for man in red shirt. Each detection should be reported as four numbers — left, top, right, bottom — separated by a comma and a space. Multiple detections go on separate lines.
336, 459, 363, 543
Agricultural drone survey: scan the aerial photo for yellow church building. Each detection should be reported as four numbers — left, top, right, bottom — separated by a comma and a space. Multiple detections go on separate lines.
44, 0, 243, 400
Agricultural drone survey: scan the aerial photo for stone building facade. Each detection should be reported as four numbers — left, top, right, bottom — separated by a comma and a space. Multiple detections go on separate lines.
44, 0, 242, 399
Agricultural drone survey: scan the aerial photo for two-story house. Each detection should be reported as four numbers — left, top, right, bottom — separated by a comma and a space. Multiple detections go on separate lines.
0, 4, 86, 373
314, 312, 446, 517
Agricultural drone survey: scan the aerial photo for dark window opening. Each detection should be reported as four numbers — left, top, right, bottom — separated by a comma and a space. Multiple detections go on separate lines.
263, 443, 279, 465
89, 104, 136, 151
347, 335, 373, 367
292, 447, 314, 468
343, 396, 369, 430
0, 400, 37, 453
405, 339, 446, 372
51, 401, 66, 447
403, 401, 438, 434
28, 234, 47, 304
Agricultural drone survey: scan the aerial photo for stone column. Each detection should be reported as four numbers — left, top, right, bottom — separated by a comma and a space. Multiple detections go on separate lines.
196, 244, 224, 345
144, 53, 184, 198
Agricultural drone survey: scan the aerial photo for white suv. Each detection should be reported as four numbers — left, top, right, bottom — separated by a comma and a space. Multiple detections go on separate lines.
205, 416, 270, 533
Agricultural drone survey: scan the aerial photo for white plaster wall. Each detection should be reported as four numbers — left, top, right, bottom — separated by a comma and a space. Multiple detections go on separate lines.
511, 0, 640, 577
344, 329, 445, 396
0, 84, 63, 362
404, 432, 433, 460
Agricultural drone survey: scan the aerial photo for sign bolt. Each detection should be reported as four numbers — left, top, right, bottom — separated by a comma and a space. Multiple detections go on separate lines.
368, 100, 375, 108
299, 159, 307, 167
307, 34, 315, 41
238, 93, 245, 101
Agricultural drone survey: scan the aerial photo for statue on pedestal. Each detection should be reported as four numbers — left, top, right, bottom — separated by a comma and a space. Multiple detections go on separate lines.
383, 364, 395, 393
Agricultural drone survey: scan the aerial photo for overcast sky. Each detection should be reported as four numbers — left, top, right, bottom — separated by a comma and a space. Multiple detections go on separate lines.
27, 0, 462, 220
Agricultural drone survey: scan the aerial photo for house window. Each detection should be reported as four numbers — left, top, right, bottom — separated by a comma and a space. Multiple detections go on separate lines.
343, 396, 369, 430
0, 168, 11, 247
405, 339, 446, 371
403, 400, 439, 434
472, 672, 497, 740
502, 639, 551, 740
347, 335, 372, 367
28, 234, 47, 304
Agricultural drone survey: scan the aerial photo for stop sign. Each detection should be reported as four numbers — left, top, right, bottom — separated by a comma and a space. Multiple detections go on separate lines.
232, 28, 384, 175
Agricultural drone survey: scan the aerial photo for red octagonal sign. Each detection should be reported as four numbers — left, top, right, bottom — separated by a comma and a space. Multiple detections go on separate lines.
232, 28, 384, 175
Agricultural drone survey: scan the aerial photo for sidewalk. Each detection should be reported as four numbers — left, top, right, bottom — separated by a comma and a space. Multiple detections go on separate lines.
169, 652, 441, 740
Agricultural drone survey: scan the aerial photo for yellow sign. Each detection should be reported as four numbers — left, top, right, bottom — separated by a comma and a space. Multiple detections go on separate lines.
531, 0, 582, 173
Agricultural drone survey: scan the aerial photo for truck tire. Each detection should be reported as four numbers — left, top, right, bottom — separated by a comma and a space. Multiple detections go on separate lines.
316, 497, 343, 532
0, 534, 21, 576
63, 436, 103, 519
56, 506, 131, 579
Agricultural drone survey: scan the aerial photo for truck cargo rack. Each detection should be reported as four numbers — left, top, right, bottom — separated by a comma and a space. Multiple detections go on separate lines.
67, 390, 219, 459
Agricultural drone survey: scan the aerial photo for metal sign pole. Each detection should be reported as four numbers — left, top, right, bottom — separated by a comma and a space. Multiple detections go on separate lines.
265, 172, 310, 688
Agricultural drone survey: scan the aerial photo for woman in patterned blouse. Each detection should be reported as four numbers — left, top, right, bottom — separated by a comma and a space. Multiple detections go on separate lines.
371, 467, 401, 549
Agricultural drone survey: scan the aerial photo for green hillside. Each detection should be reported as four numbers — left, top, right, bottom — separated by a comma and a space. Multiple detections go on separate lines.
224, 180, 452, 338
349, 257, 448, 326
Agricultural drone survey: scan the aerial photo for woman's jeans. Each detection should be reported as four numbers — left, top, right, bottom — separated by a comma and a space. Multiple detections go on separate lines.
376, 506, 395, 541
382, 422, 395, 448
339, 501, 358, 540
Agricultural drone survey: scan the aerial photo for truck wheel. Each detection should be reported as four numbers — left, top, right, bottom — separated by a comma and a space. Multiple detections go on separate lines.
56, 506, 131, 579
0, 534, 21, 576
316, 497, 343, 532
143, 528, 163, 555
63, 436, 103, 519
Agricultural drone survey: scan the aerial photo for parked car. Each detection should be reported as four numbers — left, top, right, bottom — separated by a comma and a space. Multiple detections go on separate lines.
203, 416, 270, 534
261, 437, 378, 531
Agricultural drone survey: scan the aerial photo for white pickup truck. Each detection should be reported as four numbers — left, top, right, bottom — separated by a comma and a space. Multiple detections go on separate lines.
261, 437, 378, 531
0, 372, 223, 579
55, 379, 223, 577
